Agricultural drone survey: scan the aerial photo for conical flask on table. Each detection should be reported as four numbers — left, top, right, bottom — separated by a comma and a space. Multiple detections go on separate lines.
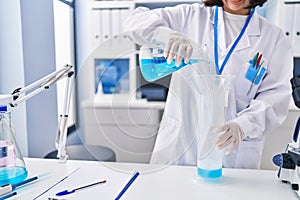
0, 106, 28, 185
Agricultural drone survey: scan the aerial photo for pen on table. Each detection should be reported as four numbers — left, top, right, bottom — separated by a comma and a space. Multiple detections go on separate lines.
0, 191, 17, 200
55, 180, 107, 196
115, 171, 140, 200
33, 167, 80, 200
0, 176, 38, 196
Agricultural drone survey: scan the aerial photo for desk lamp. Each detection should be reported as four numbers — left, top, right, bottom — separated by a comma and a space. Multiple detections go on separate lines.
0, 64, 74, 162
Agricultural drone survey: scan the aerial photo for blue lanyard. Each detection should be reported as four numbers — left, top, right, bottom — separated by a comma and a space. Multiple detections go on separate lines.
214, 6, 255, 75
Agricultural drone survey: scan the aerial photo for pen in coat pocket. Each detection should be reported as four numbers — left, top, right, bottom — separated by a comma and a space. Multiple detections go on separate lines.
252, 52, 259, 67
247, 61, 265, 96
255, 54, 262, 69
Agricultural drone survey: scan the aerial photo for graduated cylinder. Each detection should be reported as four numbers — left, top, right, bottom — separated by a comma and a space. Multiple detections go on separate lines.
190, 75, 235, 180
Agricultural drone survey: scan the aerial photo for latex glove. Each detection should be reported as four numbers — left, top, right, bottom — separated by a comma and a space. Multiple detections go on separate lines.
215, 122, 245, 155
163, 33, 193, 67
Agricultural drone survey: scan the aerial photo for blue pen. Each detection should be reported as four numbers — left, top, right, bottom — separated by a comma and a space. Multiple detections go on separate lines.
56, 180, 107, 196
247, 61, 265, 96
12, 176, 38, 189
0, 191, 17, 200
115, 171, 140, 200
0, 176, 38, 196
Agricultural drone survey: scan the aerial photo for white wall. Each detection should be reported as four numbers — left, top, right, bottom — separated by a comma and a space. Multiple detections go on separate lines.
20, 0, 58, 157
53, 0, 76, 129
0, 0, 79, 158
0, 0, 28, 156
75, 0, 94, 141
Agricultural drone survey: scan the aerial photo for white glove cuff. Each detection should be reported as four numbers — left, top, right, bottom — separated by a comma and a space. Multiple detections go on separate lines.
151, 28, 178, 46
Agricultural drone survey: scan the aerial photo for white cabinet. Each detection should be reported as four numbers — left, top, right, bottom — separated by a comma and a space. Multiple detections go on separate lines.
282, 1, 300, 57
82, 101, 164, 163
292, 4, 300, 57
267, 0, 300, 57
90, 1, 135, 51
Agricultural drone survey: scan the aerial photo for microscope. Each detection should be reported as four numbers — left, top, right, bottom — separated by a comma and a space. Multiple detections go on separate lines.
273, 75, 300, 197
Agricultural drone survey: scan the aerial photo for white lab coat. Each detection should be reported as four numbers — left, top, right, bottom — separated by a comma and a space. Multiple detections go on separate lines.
125, 4, 293, 169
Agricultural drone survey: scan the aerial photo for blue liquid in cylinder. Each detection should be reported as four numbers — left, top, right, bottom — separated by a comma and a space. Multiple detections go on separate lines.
0, 166, 28, 185
197, 167, 222, 179
140, 57, 201, 82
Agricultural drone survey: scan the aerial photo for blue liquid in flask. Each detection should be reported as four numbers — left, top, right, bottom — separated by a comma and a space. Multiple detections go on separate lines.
0, 166, 28, 185
140, 57, 201, 82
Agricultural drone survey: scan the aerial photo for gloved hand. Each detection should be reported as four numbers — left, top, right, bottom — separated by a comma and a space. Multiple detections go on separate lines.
214, 121, 245, 155
163, 33, 193, 67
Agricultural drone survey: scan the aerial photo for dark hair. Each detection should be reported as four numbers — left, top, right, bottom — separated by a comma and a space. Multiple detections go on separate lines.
203, 0, 267, 9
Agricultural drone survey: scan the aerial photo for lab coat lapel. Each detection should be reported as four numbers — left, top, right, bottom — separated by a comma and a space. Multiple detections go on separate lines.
209, 9, 261, 54
234, 12, 261, 52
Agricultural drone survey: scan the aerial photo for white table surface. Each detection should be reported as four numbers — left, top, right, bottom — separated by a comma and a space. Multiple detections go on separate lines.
8, 158, 298, 200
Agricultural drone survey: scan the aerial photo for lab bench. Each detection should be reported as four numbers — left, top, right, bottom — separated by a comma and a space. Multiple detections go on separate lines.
12, 158, 299, 199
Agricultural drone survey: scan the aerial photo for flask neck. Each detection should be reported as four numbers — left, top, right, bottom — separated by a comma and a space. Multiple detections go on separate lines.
0, 111, 11, 129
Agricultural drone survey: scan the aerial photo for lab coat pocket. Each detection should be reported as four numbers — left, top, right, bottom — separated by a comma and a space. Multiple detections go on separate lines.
235, 62, 266, 111
235, 139, 264, 169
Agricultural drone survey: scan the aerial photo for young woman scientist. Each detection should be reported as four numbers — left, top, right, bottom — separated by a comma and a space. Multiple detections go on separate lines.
125, 0, 293, 169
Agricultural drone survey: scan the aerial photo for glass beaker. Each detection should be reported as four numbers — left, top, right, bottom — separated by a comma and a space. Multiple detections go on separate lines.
190, 75, 235, 180
0, 108, 28, 185
139, 45, 215, 82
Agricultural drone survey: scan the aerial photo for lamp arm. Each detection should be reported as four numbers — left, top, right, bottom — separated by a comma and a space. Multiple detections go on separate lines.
55, 71, 74, 162
0, 64, 74, 162
10, 65, 73, 107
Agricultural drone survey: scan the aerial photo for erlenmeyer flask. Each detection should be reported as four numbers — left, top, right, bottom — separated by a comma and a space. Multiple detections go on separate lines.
139, 45, 215, 82
0, 106, 28, 185
190, 75, 235, 180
